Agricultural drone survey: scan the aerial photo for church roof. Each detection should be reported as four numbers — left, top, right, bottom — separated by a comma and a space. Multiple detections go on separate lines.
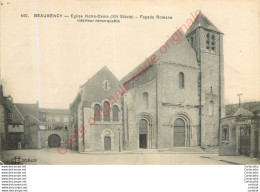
186, 12, 222, 36
121, 28, 198, 84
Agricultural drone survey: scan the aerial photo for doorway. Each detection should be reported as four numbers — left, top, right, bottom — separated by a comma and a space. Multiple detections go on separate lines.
254, 131, 259, 158
240, 125, 251, 156
104, 136, 111, 151
139, 119, 148, 149
174, 118, 185, 147
48, 134, 61, 148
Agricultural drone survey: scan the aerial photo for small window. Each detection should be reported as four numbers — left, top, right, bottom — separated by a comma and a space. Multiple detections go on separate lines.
210, 87, 213, 93
179, 72, 184, 88
142, 92, 149, 108
8, 113, 13, 119
222, 125, 229, 141
103, 80, 110, 91
190, 36, 194, 48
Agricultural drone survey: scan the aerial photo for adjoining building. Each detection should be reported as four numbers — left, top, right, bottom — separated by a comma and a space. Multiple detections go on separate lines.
3, 97, 40, 150
220, 107, 260, 158
0, 82, 6, 152
39, 108, 70, 148
0, 92, 70, 150
70, 12, 225, 152
70, 67, 122, 151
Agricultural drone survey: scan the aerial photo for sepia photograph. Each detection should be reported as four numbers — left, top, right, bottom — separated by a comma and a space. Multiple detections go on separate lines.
0, 0, 259, 167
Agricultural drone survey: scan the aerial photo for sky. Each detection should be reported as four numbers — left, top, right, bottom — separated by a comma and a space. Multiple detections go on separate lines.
0, 0, 259, 109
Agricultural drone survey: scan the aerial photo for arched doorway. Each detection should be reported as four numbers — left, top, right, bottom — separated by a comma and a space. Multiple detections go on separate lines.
104, 136, 111, 151
139, 119, 148, 149
174, 118, 185, 147
48, 134, 61, 148
102, 130, 113, 151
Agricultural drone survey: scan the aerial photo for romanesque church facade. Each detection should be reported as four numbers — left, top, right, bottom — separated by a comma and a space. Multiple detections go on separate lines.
69, 13, 225, 152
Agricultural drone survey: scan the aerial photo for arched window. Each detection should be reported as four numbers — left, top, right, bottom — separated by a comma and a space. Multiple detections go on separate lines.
211, 35, 215, 52
142, 92, 149, 108
190, 36, 194, 48
206, 33, 210, 50
112, 106, 119, 121
206, 33, 216, 52
209, 101, 214, 116
94, 104, 101, 121
179, 72, 184, 88
103, 101, 110, 121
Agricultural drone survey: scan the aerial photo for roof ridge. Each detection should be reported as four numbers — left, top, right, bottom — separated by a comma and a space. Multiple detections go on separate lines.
13, 103, 25, 121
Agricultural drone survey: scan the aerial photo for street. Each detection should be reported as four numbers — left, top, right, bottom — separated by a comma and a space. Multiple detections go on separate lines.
1, 149, 231, 165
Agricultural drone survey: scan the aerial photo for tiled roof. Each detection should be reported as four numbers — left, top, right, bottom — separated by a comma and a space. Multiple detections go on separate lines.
40, 108, 70, 115
232, 108, 254, 117
14, 103, 40, 124
5, 100, 24, 124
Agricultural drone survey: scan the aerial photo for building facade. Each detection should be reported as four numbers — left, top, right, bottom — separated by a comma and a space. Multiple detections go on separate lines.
220, 108, 260, 158
2, 98, 40, 150
39, 108, 70, 148
70, 67, 122, 152
70, 12, 225, 152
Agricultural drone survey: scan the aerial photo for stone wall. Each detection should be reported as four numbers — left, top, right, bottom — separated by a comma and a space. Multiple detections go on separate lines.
157, 62, 200, 148
38, 129, 69, 148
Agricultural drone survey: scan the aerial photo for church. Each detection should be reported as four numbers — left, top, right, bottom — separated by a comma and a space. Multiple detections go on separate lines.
69, 12, 225, 152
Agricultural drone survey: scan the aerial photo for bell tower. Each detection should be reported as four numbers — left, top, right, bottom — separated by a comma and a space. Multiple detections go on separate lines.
186, 12, 225, 148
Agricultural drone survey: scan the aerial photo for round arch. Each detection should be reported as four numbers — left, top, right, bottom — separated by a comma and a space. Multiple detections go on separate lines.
101, 129, 115, 151
136, 113, 154, 149
170, 113, 192, 147
48, 134, 61, 148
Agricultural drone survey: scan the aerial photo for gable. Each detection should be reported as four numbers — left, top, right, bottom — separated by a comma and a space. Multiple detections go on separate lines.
186, 12, 222, 36
121, 29, 198, 83
81, 66, 120, 106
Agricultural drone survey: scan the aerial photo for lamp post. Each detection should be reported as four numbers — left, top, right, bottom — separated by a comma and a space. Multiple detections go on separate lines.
118, 128, 121, 152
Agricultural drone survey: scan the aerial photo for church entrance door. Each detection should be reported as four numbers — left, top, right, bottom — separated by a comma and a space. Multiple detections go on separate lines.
174, 118, 185, 147
139, 119, 148, 149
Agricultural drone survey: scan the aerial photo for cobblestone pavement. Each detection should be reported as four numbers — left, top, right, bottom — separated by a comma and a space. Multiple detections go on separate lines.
0, 148, 232, 165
